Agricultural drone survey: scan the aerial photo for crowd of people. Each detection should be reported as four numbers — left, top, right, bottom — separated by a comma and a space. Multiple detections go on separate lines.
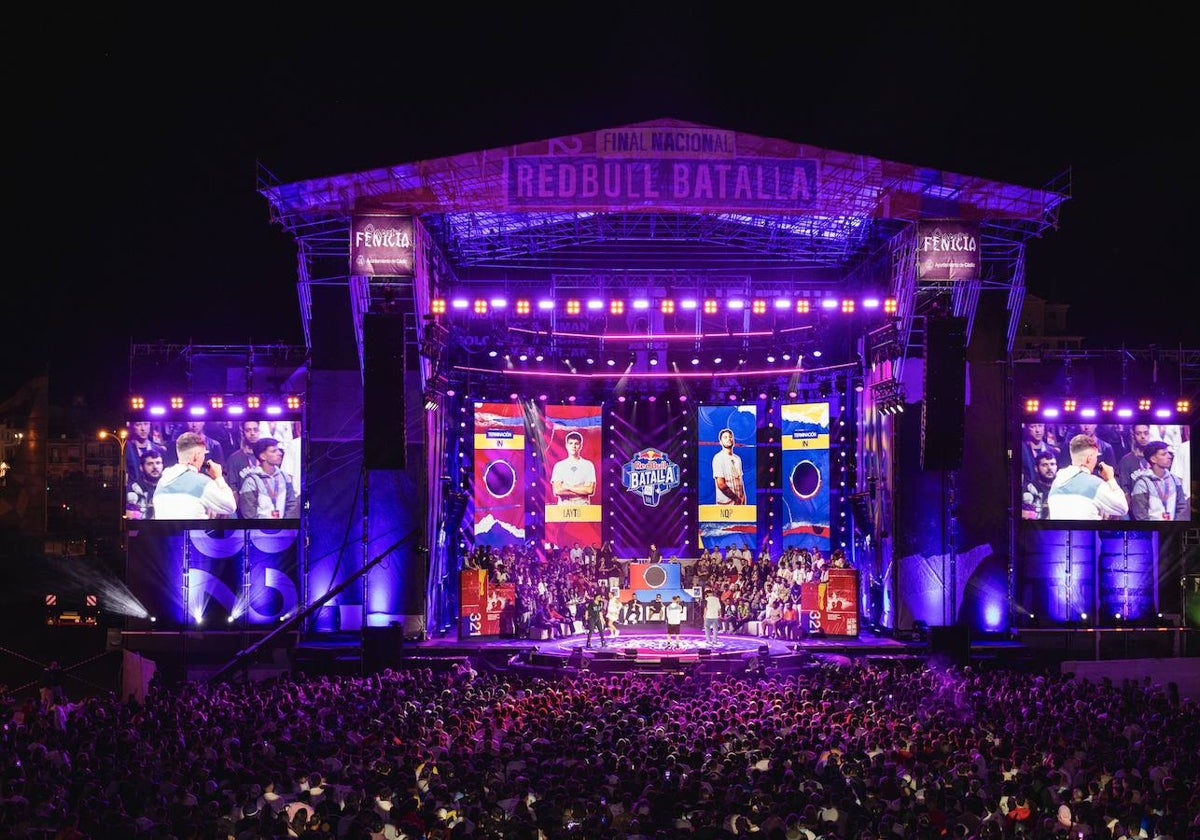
123, 420, 302, 521
5, 652, 1197, 839
464, 542, 852, 643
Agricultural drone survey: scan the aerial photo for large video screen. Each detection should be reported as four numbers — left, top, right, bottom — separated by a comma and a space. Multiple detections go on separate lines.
1019, 421, 1191, 525
123, 418, 302, 527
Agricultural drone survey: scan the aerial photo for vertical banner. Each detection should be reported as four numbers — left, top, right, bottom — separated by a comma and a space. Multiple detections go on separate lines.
800, 570, 859, 636
541, 404, 603, 549
697, 404, 758, 550
186, 529, 247, 624
781, 402, 831, 553
824, 569, 859, 636
610, 398, 686, 559
245, 529, 300, 624
473, 402, 526, 547
459, 568, 486, 637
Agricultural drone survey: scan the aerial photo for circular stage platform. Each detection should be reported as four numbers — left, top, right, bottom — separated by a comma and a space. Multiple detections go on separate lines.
539, 629, 792, 664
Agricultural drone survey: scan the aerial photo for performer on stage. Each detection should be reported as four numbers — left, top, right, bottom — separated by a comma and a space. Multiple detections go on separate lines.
605, 588, 622, 638
585, 592, 607, 648
703, 588, 723, 645
665, 594, 685, 649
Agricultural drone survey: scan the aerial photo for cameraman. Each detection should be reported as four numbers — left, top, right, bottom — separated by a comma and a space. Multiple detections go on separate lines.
153, 431, 237, 519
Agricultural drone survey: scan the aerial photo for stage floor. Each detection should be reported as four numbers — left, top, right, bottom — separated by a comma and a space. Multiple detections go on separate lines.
395, 626, 929, 670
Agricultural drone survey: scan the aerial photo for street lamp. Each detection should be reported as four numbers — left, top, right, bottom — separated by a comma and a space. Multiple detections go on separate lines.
99, 427, 129, 530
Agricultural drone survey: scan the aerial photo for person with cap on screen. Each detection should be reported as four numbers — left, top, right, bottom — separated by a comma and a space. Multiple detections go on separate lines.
551, 430, 596, 504
238, 437, 300, 519
1129, 440, 1189, 521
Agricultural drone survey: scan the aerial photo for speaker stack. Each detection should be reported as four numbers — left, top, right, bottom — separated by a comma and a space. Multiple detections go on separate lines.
363, 314, 407, 470
921, 317, 967, 471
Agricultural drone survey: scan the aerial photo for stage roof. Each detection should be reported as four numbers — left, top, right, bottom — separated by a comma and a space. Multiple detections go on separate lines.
259, 118, 1072, 390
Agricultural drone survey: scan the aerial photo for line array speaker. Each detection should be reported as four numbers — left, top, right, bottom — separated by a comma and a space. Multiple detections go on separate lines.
921, 317, 967, 471
308, 284, 359, 371
363, 314, 406, 470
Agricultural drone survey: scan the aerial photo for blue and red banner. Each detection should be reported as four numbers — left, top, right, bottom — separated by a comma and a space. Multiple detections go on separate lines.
473, 402, 526, 547
541, 404, 603, 549
780, 402, 831, 553
697, 404, 757, 550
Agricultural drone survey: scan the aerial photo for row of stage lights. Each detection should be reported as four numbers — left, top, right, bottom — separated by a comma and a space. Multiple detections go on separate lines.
1022, 398, 1191, 418
432, 295, 899, 317
127, 394, 303, 417
485, 349, 822, 368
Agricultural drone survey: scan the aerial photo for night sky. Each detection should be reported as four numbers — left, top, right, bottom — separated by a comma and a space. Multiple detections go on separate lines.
11, 14, 1194, 412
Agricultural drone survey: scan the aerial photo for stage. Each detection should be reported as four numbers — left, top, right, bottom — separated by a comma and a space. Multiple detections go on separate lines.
332, 626, 945, 680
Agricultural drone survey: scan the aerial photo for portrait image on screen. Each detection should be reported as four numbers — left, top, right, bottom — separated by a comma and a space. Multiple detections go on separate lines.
126, 417, 302, 526
1019, 420, 1191, 525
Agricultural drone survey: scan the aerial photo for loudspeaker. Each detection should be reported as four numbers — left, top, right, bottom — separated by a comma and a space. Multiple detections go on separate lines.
928, 625, 970, 666
660, 656, 681, 669
309, 284, 359, 370
363, 314, 406, 470
363, 624, 404, 671
921, 317, 967, 471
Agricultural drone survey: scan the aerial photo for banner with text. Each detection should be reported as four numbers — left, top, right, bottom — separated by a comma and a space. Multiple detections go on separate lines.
697, 404, 758, 550
473, 402, 526, 547
781, 402, 831, 553
541, 404, 603, 549
350, 213, 414, 277
916, 219, 979, 282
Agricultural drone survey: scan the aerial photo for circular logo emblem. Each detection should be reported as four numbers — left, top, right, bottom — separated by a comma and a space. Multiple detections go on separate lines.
643, 564, 668, 588
483, 460, 517, 499
789, 460, 822, 500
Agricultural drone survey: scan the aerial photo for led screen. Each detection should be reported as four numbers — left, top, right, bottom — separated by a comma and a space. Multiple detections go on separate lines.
1019, 421, 1191, 525
124, 418, 302, 527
